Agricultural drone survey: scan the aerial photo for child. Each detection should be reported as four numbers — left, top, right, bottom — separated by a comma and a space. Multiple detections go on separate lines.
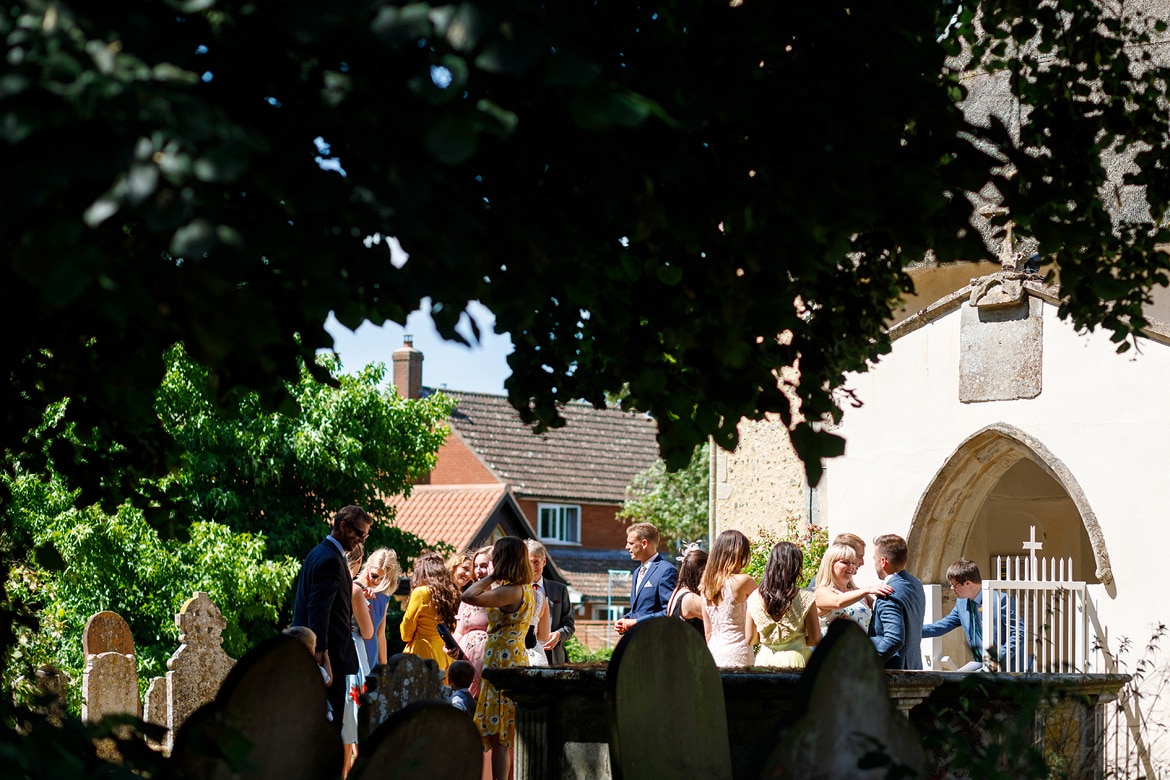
447, 659, 476, 713
283, 626, 333, 721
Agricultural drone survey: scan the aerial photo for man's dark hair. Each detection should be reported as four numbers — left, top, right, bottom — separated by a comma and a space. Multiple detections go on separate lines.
332, 505, 371, 530
946, 558, 982, 584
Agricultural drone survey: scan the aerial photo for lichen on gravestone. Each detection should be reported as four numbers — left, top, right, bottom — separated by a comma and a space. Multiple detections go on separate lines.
164, 592, 235, 751
359, 653, 443, 742
81, 611, 140, 723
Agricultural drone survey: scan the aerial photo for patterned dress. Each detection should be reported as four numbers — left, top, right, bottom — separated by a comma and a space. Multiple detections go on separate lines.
455, 600, 490, 697
474, 584, 535, 748
747, 589, 817, 668
818, 588, 874, 636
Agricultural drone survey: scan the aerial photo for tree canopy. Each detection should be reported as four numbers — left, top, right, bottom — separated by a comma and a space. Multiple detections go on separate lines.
4, 349, 451, 709
617, 443, 709, 554
6, 0, 1169, 498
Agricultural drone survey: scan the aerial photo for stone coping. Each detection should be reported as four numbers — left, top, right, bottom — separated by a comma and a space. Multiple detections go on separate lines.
485, 664, 1130, 702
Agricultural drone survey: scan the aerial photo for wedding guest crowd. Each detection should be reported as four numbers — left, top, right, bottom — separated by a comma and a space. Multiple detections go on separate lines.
290, 507, 1017, 777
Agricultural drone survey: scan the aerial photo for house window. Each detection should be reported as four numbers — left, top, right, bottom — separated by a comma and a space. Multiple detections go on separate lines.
538, 503, 581, 545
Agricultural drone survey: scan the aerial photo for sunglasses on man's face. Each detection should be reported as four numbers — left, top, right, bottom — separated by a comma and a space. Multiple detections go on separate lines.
345, 519, 370, 541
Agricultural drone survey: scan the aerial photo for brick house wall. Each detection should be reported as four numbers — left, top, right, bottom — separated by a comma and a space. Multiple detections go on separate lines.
427, 435, 498, 486
515, 498, 628, 551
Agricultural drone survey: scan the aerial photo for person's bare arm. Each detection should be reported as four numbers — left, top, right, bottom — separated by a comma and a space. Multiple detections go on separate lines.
463, 576, 524, 612
815, 583, 892, 611
804, 600, 822, 647
352, 582, 374, 640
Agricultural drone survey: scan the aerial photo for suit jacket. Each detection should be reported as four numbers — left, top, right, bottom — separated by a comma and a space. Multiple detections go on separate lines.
624, 554, 678, 622
923, 590, 1027, 671
542, 578, 575, 665
869, 569, 926, 670
292, 537, 359, 678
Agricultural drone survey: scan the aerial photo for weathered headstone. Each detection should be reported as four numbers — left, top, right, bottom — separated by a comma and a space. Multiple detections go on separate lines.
350, 702, 481, 780
760, 620, 927, 779
165, 592, 235, 751
359, 652, 443, 742
83, 610, 136, 657
27, 665, 70, 727
606, 617, 732, 780
81, 611, 140, 724
143, 676, 169, 750
170, 635, 338, 780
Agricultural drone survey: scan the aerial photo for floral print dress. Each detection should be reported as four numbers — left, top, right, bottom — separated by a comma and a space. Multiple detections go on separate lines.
473, 584, 535, 748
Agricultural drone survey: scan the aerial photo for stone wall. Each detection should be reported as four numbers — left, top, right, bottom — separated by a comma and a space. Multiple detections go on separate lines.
713, 416, 811, 539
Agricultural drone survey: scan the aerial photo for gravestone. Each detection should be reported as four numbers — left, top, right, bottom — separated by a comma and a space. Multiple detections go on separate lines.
351, 702, 481, 780
606, 617, 732, 780
165, 592, 235, 751
81, 611, 140, 723
760, 620, 927, 779
359, 652, 443, 742
143, 676, 169, 750
170, 635, 339, 780
83, 610, 136, 657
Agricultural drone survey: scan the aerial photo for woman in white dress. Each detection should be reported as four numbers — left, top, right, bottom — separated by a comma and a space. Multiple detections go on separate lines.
813, 542, 893, 636
701, 530, 757, 667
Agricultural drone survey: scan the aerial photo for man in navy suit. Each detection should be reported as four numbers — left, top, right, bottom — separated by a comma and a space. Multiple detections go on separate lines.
292, 505, 372, 729
614, 522, 678, 635
924, 558, 1027, 672
869, 533, 926, 670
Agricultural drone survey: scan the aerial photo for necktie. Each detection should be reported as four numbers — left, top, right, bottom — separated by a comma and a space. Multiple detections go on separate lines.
967, 599, 983, 659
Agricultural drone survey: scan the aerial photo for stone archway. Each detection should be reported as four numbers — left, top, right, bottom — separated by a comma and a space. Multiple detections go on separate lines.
906, 423, 1115, 597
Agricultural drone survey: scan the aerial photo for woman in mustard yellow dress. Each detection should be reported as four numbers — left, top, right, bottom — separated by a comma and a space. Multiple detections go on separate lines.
461, 537, 534, 780
400, 551, 461, 673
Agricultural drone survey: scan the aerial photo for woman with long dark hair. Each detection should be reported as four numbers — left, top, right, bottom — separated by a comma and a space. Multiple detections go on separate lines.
667, 546, 709, 635
746, 542, 820, 667
401, 551, 461, 672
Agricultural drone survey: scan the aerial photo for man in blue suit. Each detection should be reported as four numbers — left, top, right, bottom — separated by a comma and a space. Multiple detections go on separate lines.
614, 522, 678, 635
923, 558, 1027, 672
292, 505, 372, 729
869, 534, 926, 670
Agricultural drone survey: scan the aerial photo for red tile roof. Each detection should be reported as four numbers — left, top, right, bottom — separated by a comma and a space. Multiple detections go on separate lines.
431, 389, 660, 504
387, 484, 524, 552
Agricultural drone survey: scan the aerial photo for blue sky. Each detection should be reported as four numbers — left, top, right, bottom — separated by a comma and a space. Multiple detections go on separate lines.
323, 301, 513, 395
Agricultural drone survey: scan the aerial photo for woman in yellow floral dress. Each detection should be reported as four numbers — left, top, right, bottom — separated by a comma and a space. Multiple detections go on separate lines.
461, 537, 534, 780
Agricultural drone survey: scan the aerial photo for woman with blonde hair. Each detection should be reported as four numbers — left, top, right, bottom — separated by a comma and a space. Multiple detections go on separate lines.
447, 550, 475, 591
746, 542, 820, 667
401, 551, 461, 672
355, 548, 400, 670
462, 537, 535, 780
700, 529, 758, 667
453, 545, 494, 695
814, 542, 893, 635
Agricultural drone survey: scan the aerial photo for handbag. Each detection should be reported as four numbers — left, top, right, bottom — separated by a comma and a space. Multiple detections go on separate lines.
525, 624, 537, 650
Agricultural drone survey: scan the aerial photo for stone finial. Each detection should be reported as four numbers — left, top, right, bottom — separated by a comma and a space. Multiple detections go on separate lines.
83, 611, 135, 657
164, 592, 235, 751
174, 590, 227, 644
359, 653, 443, 742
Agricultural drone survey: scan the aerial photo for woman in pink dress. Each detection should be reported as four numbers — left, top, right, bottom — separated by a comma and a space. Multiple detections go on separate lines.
701, 529, 758, 667
453, 545, 493, 696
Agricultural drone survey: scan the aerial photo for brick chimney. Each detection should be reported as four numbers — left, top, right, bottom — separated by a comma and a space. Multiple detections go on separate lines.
392, 335, 423, 399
